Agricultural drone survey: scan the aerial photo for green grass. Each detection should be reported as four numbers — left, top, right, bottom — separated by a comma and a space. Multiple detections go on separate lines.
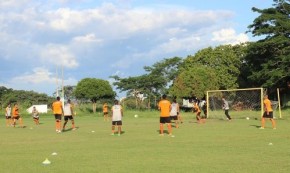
0, 110, 290, 173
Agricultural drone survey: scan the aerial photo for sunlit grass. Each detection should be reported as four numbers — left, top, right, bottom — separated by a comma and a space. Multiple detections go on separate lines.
0, 109, 289, 173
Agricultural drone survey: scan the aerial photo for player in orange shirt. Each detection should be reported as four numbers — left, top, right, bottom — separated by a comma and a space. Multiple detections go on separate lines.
158, 94, 173, 136
260, 95, 276, 129
103, 103, 109, 121
12, 103, 24, 127
193, 100, 205, 124
52, 96, 64, 133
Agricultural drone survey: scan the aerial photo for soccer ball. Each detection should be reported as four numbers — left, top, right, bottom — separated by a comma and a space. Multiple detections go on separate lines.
246, 117, 250, 120
134, 114, 138, 118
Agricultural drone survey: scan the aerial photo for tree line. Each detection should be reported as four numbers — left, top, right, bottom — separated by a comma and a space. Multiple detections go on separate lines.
0, 86, 54, 109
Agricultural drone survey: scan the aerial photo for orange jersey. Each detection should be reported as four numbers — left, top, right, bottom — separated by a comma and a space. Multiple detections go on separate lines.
52, 101, 63, 114
264, 99, 273, 112
158, 99, 171, 117
12, 106, 19, 117
103, 104, 108, 113
194, 103, 201, 113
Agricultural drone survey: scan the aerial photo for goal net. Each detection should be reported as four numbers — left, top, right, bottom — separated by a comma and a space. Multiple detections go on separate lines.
206, 88, 281, 120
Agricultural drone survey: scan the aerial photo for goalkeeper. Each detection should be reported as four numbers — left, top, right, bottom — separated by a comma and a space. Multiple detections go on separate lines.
222, 97, 232, 121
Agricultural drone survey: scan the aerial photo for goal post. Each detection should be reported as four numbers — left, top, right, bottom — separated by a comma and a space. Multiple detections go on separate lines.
206, 88, 282, 119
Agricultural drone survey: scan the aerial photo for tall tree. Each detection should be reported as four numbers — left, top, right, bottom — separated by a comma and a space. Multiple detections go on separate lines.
179, 44, 243, 92
111, 57, 182, 107
169, 66, 219, 98
143, 57, 182, 93
74, 78, 115, 113
246, 0, 290, 90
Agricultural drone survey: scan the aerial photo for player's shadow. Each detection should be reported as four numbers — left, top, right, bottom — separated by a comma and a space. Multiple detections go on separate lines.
250, 125, 261, 128
171, 124, 178, 128
156, 130, 170, 134
62, 127, 79, 132
112, 131, 125, 135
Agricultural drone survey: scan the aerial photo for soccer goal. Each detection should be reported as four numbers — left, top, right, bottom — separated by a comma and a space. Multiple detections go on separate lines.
206, 88, 281, 119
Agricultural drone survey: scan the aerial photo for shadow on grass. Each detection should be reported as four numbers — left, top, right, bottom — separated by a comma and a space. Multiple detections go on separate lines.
111, 131, 126, 135
62, 126, 79, 132
156, 130, 170, 134
250, 125, 261, 128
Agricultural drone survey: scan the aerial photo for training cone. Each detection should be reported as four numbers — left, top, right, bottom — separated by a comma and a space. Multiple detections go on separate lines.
42, 158, 51, 165
51, 152, 57, 156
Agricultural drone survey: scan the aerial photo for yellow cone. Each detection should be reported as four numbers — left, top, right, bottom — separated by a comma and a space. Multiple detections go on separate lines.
42, 158, 51, 165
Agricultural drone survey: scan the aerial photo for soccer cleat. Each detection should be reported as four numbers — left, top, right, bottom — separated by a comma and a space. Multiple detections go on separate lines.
117, 134, 121, 136
273, 128, 276, 130
111, 133, 114, 136
259, 127, 265, 129
159, 134, 164, 136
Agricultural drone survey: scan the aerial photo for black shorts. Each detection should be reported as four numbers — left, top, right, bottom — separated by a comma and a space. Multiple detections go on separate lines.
263, 111, 273, 118
160, 117, 171, 124
33, 117, 39, 120
6, 116, 11, 119
54, 114, 62, 120
112, 121, 122, 126
64, 116, 74, 121
103, 112, 108, 115
13, 116, 20, 120
170, 116, 178, 120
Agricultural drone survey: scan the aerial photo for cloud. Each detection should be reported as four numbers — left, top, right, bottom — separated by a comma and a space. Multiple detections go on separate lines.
72, 33, 103, 43
40, 44, 79, 68
211, 28, 249, 45
11, 67, 55, 84
0, 0, 31, 9
8, 67, 78, 95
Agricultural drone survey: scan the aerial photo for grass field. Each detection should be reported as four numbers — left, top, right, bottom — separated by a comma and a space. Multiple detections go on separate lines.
0, 110, 290, 173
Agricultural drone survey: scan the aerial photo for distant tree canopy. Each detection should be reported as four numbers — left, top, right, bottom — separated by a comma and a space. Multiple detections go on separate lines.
0, 86, 53, 108
74, 78, 115, 102
111, 57, 182, 97
169, 44, 246, 98
169, 66, 218, 98
246, 0, 290, 90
